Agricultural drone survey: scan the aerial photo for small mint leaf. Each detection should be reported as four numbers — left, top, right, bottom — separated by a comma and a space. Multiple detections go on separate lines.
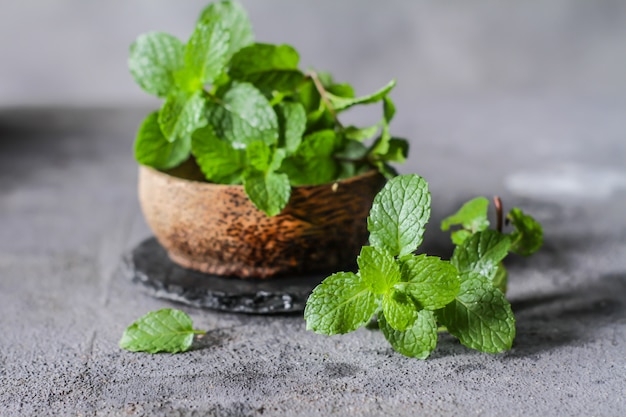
368, 174, 431, 257
451, 230, 472, 246
134, 112, 191, 170
327, 79, 396, 112
119, 308, 203, 354
334, 140, 369, 160
158, 91, 207, 143
380, 309, 437, 359
305, 272, 378, 335
326, 83, 355, 98
493, 262, 508, 294
399, 254, 460, 310
382, 289, 418, 331
508, 208, 544, 256
441, 197, 490, 241
343, 124, 380, 142
198, 0, 254, 58
243, 170, 290, 216
246, 141, 272, 172
191, 125, 245, 184
280, 129, 338, 185
208, 82, 279, 148
451, 230, 511, 281
128, 32, 184, 98
183, 20, 230, 87
357, 246, 401, 295
383, 95, 396, 123
375, 138, 409, 163
275, 101, 306, 153
229, 43, 304, 93
436, 273, 516, 353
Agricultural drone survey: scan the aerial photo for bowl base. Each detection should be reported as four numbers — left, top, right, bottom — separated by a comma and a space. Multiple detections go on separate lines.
121, 237, 330, 314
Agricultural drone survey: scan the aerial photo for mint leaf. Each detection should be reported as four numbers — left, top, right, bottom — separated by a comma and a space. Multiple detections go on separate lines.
243, 170, 290, 216
182, 20, 230, 88
334, 140, 368, 160
191, 125, 245, 184
229, 43, 304, 93
357, 246, 401, 295
245, 141, 272, 171
129, 32, 184, 98
343, 124, 380, 142
158, 91, 207, 143
327, 82, 355, 98
437, 274, 516, 353
327, 79, 396, 112
508, 208, 544, 256
119, 308, 204, 354
451, 230, 511, 281
450, 230, 472, 246
383, 95, 396, 122
441, 197, 490, 243
375, 138, 409, 163
382, 289, 418, 331
275, 101, 306, 153
280, 129, 338, 185
208, 82, 278, 147
198, 0, 254, 58
134, 112, 191, 170
493, 262, 508, 294
304, 272, 378, 335
368, 174, 431, 257
380, 309, 438, 359
398, 254, 460, 310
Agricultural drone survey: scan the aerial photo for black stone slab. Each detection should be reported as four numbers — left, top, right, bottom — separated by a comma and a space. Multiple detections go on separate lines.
122, 237, 327, 314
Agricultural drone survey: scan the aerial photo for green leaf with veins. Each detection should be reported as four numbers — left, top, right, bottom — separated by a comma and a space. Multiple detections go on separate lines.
275, 101, 306, 153
208, 82, 278, 148
243, 170, 290, 216
451, 230, 511, 282
441, 197, 490, 245
245, 141, 272, 171
380, 309, 438, 359
508, 208, 544, 256
182, 20, 230, 89
158, 91, 207, 143
198, 0, 254, 58
134, 112, 191, 170
382, 289, 418, 331
357, 246, 401, 295
280, 129, 338, 185
368, 174, 431, 257
119, 308, 204, 354
398, 254, 460, 310
304, 272, 378, 335
191, 125, 245, 184
128, 32, 184, 98
229, 43, 304, 93
327, 79, 396, 112
436, 273, 516, 353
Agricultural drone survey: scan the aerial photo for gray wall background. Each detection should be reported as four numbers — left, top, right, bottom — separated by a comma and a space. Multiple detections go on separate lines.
1, 0, 625, 107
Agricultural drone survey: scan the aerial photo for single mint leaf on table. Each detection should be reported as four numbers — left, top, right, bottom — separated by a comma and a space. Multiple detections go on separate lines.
275, 101, 306, 153
119, 308, 204, 354
441, 197, 490, 245
134, 112, 191, 170
368, 174, 431, 257
208, 82, 278, 148
182, 20, 230, 89
304, 272, 378, 335
128, 32, 184, 98
158, 91, 207, 143
382, 289, 418, 331
357, 246, 401, 295
243, 170, 291, 216
229, 43, 304, 93
436, 273, 516, 353
451, 230, 511, 281
198, 0, 254, 58
380, 309, 438, 359
398, 254, 460, 310
326, 79, 396, 112
280, 129, 338, 185
508, 208, 544, 256
191, 125, 245, 184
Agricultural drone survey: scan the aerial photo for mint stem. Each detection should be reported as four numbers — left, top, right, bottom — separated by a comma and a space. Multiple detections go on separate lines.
494, 196, 503, 233
307, 71, 344, 129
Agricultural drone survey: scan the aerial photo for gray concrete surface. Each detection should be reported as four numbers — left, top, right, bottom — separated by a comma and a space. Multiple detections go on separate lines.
0, 99, 625, 416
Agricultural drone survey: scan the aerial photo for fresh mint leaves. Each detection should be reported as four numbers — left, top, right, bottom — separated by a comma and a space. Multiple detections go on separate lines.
130, 0, 405, 216
305, 174, 543, 359
119, 308, 204, 354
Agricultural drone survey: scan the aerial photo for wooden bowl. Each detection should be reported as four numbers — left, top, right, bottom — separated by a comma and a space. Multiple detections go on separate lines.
138, 165, 386, 278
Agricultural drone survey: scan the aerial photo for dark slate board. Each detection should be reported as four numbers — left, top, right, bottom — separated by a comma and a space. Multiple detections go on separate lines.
121, 237, 327, 314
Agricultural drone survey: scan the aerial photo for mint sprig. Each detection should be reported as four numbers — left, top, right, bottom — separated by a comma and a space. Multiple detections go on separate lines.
130, 0, 404, 217
305, 174, 543, 359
